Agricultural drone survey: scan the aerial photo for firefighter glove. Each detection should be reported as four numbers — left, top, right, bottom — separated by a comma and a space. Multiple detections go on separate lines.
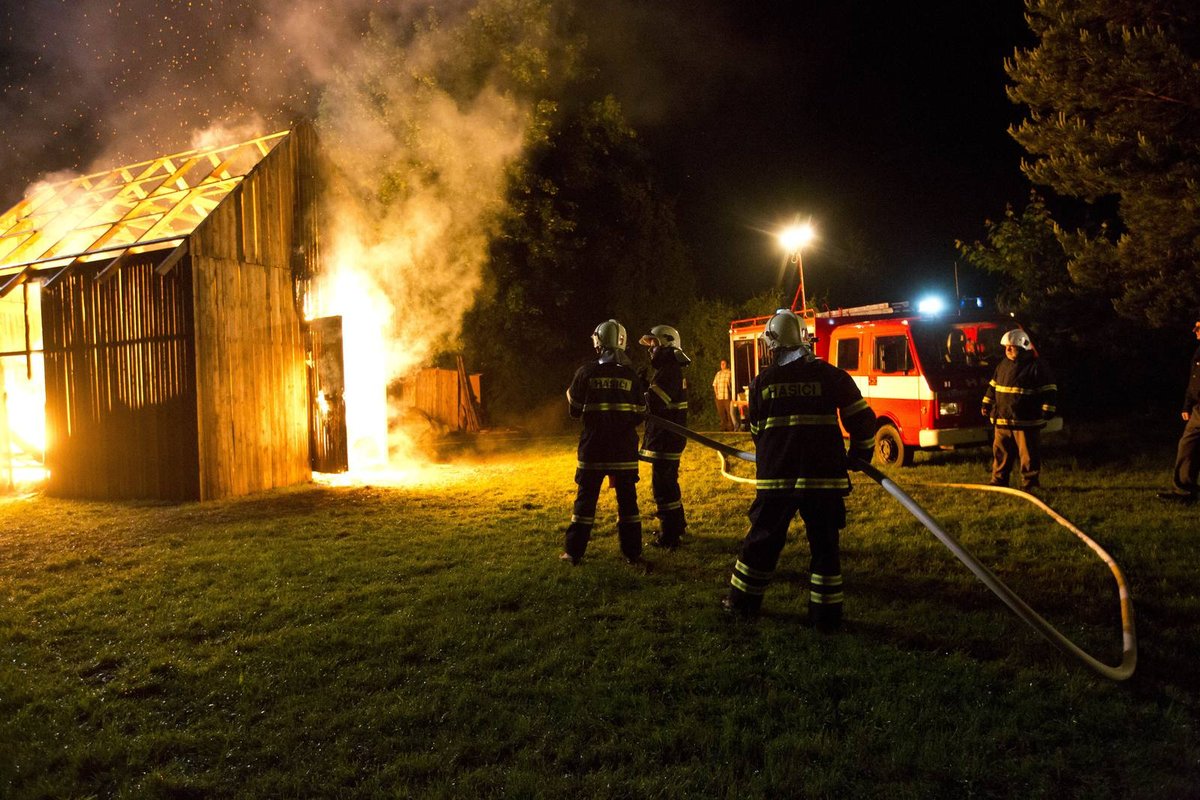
980, 407, 989, 418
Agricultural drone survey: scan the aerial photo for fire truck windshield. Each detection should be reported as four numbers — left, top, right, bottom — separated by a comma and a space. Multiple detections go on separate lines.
909, 320, 1006, 373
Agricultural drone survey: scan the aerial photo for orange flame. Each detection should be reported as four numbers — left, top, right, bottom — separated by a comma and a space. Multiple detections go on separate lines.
1, 356, 48, 490
306, 242, 450, 485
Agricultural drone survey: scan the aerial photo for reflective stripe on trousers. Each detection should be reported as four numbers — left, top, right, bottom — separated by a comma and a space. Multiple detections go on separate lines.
565, 469, 642, 560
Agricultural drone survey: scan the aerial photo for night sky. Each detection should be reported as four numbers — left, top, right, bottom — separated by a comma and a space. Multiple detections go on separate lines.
578, 1, 1036, 305
0, 0, 1036, 308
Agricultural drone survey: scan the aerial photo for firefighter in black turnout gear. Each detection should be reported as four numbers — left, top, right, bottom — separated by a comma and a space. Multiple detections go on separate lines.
561, 320, 647, 565
723, 309, 877, 630
1158, 318, 1200, 503
981, 329, 1057, 490
638, 325, 691, 549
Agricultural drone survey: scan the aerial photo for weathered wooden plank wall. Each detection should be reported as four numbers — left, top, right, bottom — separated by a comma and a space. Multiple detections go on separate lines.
28, 125, 320, 501
189, 132, 311, 500
401, 368, 483, 431
41, 259, 199, 499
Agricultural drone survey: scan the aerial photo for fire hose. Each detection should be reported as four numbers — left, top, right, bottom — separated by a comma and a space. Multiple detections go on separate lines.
645, 414, 1137, 681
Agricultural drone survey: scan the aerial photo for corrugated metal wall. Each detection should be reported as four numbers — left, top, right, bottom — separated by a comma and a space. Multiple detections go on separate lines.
41, 259, 199, 499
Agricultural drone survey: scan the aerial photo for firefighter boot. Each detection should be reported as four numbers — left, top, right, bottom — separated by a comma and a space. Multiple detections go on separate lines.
721, 586, 762, 618
652, 508, 686, 549
809, 600, 842, 634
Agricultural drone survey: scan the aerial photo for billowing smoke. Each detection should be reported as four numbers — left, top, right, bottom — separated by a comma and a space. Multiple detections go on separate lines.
308, 6, 540, 467
313, 11, 530, 376
1, 0, 560, 469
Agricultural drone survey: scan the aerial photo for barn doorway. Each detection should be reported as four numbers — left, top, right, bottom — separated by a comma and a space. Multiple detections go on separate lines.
307, 315, 349, 473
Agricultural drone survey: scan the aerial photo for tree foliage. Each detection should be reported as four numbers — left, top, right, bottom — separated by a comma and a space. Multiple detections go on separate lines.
958, 193, 1179, 413
464, 93, 695, 424
1006, 0, 1200, 326
958, 194, 1095, 326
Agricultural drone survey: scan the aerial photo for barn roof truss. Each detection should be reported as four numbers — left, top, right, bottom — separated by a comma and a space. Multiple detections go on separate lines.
0, 131, 288, 296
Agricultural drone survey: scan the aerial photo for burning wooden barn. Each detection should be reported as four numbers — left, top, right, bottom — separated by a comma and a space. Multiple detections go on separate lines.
0, 126, 341, 500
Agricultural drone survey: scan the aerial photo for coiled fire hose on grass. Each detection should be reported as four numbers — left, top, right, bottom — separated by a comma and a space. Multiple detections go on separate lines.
645, 414, 1137, 681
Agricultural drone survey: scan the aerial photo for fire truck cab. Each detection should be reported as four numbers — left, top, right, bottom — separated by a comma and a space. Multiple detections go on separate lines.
729, 301, 1061, 465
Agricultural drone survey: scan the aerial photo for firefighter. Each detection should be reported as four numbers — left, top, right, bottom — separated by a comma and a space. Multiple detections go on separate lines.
638, 324, 691, 549
980, 329, 1057, 490
722, 309, 877, 631
561, 320, 648, 566
1158, 318, 1200, 504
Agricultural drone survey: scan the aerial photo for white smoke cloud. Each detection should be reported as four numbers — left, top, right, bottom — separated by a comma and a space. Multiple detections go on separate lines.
307, 5, 537, 465
189, 115, 269, 152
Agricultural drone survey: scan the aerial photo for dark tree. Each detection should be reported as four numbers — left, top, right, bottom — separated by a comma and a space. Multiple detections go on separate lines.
959, 192, 1180, 413
1006, 0, 1200, 327
465, 94, 695, 424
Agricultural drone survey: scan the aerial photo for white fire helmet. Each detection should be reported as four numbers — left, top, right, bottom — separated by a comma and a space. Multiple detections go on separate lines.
763, 308, 809, 351
1000, 329, 1032, 351
638, 324, 681, 350
592, 319, 627, 352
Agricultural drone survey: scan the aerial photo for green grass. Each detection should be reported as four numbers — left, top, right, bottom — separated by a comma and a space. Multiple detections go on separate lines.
2, 420, 1198, 799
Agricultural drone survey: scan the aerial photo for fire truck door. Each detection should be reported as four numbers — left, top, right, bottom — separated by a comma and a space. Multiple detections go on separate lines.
867, 334, 923, 436
832, 333, 870, 398
307, 315, 349, 473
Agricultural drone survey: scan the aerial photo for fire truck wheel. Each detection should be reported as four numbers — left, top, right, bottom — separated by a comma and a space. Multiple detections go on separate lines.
875, 424, 913, 467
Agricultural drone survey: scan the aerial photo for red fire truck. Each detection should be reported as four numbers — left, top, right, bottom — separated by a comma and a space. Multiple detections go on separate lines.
728, 300, 1061, 465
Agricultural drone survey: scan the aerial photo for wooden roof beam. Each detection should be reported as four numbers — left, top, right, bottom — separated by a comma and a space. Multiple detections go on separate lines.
41, 258, 79, 290
92, 249, 134, 285
0, 234, 187, 275
154, 240, 189, 276
0, 266, 33, 298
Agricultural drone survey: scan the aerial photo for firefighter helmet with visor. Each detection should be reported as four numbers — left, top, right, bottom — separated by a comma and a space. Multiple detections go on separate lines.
762, 308, 809, 351
592, 319, 627, 352
638, 324, 682, 350
1000, 329, 1032, 351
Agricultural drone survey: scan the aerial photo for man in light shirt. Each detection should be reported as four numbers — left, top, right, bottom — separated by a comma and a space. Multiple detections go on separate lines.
713, 359, 734, 431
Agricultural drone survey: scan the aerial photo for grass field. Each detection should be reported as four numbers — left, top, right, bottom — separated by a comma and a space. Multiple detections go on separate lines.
2, 419, 1199, 799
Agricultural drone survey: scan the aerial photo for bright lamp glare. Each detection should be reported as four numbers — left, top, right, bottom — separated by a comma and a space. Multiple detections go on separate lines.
917, 296, 946, 315
779, 223, 815, 252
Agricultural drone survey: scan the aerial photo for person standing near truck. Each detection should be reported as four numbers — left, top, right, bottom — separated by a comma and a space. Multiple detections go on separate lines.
722, 309, 877, 631
981, 329, 1057, 490
713, 359, 734, 431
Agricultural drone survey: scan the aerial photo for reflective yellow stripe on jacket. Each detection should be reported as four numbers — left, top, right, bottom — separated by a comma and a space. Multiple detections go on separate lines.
749, 413, 838, 435
991, 418, 1047, 429
583, 402, 646, 413
754, 477, 851, 490
841, 398, 869, 416
991, 382, 1058, 395
577, 461, 640, 470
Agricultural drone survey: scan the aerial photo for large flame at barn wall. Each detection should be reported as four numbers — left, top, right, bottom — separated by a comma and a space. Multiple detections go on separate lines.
0, 282, 47, 489
307, 246, 393, 474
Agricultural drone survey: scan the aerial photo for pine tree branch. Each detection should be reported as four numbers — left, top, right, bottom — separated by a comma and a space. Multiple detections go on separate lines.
1117, 88, 1193, 107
